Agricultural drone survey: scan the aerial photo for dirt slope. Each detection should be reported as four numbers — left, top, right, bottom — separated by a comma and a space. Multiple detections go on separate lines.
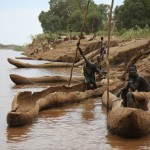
24, 37, 150, 81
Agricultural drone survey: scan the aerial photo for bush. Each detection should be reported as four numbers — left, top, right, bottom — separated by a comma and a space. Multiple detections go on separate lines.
121, 25, 150, 40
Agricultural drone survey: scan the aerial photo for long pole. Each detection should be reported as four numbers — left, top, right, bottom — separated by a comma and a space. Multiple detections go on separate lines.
106, 0, 114, 113
68, 0, 90, 87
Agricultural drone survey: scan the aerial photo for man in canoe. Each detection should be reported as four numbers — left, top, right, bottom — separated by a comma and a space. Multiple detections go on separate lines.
117, 65, 150, 110
77, 42, 105, 90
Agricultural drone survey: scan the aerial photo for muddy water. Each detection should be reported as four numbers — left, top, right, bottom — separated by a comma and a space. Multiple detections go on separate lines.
1, 49, 150, 150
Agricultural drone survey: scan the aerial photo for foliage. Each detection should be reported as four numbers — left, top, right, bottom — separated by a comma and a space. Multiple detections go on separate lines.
67, 10, 83, 32
36, 0, 150, 43
39, 0, 109, 34
86, 11, 102, 34
114, 0, 150, 30
121, 25, 150, 40
0, 44, 25, 51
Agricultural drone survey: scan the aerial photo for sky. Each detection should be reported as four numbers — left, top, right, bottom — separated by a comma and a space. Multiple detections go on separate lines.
0, 0, 124, 45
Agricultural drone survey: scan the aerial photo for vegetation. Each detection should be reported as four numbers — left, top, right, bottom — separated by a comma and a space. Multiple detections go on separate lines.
114, 0, 150, 30
39, 0, 110, 34
35, 0, 150, 41
0, 44, 25, 51
121, 25, 150, 40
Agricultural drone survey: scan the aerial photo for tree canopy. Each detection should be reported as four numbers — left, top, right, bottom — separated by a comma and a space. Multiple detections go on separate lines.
39, 0, 109, 34
114, 0, 150, 30
39, 0, 150, 34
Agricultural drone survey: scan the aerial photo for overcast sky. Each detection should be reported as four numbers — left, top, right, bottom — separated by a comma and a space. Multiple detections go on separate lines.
0, 0, 123, 45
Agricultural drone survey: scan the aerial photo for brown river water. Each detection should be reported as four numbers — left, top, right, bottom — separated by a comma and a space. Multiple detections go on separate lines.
1, 49, 150, 150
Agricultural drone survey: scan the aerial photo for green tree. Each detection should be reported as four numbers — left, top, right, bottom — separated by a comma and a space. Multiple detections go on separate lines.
67, 10, 83, 32
86, 11, 102, 33
39, 0, 111, 34
39, 11, 62, 33
114, 0, 150, 30
98, 4, 110, 22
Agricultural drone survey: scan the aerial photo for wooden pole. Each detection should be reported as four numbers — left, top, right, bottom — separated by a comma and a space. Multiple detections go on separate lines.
106, 0, 114, 113
68, 0, 90, 87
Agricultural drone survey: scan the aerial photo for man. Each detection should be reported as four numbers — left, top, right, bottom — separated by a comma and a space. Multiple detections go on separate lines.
99, 37, 106, 61
95, 56, 102, 70
117, 65, 150, 110
77, 42, 105, 90
94, 56, 107, 77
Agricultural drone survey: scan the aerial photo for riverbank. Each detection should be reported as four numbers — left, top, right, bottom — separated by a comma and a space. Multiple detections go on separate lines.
23, 36, 150, 82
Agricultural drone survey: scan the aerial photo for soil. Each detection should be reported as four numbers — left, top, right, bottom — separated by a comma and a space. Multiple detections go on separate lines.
24, 36, 150, 82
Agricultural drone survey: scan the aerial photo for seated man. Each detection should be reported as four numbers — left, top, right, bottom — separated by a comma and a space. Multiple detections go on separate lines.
77, 42, 105, 90
117, 65, 150, 110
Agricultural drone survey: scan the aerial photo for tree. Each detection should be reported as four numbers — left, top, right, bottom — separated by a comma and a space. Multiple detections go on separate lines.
39, 11, 61, 33
86, 11, 102, 33
114, 0, 150, 30
38, 0, 111, 34
67, 10, 83, 32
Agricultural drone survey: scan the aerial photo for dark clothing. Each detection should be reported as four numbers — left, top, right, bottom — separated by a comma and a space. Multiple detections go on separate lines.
99, 40, 106, 60
100, 47, 105, 55
120, 75, 150, 108
83, 62, 99, 85
78, 46, 103, 89
122, 75, 150, 92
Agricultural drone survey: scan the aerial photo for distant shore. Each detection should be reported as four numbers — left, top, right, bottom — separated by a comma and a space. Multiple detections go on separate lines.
0, 43, 24, 51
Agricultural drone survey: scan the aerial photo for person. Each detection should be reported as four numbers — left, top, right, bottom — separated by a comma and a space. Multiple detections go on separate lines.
99, 37, 106, 61
94, 56, 107, 77
77, 42, 105, 90
117, 65, 150, 110
95, 56, 102, 70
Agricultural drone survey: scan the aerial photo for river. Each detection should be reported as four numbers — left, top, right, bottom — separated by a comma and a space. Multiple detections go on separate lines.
1, 49, 150, 150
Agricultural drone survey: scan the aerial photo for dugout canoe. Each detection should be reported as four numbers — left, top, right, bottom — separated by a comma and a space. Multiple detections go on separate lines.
7, 58, 76, 68
7, 81, 122, 127
9, 74, 84, 85
102, 91, 150, 138
15, 57, 38, 60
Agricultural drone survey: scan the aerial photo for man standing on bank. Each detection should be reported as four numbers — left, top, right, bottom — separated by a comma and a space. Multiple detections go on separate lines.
99, 37, 106, 61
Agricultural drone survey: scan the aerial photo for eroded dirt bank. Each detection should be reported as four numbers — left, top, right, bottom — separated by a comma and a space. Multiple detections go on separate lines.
24, 36, 150, 82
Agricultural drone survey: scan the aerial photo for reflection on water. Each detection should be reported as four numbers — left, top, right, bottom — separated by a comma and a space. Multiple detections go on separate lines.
81, 98, 95, 122
106, 133, 150, 150
1, 50, 150, 150
6, 125, 32, 143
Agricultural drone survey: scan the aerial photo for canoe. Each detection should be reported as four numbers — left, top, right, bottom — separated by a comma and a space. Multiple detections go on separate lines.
15, 57, 38, 60
10, 74, 84, 85
7, 81, 122, 127
9, 74, 107, 85
102, 91, 150, 138
7, 58, 76, 68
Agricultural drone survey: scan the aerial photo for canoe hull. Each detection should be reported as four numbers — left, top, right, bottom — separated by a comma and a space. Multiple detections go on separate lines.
102, 91, 150, 138
7, 58, 74, 68
7, 82, 122, 127
107, 107, 150, 138
9, 74, 84, 85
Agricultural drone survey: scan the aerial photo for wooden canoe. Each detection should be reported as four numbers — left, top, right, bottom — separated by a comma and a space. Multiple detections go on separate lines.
102, 91, 150, 138
7, 81, 122, 127
9, 74, 84, 85
7, 58, 76, 68
15, 57, 38, 60
9, 74, 107, 85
